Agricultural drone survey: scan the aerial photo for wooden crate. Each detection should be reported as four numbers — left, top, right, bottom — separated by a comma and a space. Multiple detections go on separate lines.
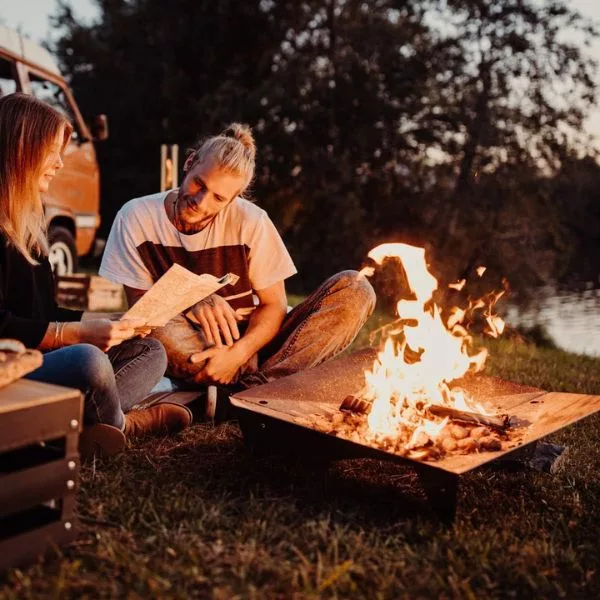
56, 274, 124, 311
0, 379, 83, 570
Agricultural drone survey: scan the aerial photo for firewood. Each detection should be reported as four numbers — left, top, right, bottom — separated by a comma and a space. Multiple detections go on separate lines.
331, 412, 345, 427
340, 394, 370, 414
428, 404, 508, 430
339, 395, 509, 431
479, 436, 502, 451
450, 424, 469, 440
470, 426, 489, 439
441, 437, 458, 452
457, 438, 480, 453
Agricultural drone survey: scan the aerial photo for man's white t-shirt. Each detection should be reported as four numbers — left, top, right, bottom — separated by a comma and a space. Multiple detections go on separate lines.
99, 191, 297, 316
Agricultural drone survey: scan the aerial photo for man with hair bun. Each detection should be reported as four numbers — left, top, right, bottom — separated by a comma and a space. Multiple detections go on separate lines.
100, 123, 375, 418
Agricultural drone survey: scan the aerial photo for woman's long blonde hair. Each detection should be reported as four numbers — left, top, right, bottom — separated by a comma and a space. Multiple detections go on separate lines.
0, 93, 72, 264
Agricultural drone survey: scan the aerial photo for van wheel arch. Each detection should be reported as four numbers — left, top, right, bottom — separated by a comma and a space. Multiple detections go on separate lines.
48, 225, 78, 275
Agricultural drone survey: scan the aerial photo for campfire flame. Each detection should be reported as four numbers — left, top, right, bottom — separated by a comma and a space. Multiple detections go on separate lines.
361, 243, 505, 447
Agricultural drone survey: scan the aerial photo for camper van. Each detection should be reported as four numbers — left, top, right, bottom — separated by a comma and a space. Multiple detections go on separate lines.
0, 26, 108, 274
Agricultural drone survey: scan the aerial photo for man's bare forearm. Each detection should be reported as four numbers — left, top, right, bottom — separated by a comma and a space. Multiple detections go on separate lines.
234, 303, 286, 363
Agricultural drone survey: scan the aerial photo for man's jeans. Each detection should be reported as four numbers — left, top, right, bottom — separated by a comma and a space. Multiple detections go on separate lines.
252, 269, 376, 384
26, 338, 167, 429
152, 270, 376, 386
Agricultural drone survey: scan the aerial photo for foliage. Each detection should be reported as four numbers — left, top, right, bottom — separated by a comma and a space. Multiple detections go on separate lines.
49, 0, 599, 293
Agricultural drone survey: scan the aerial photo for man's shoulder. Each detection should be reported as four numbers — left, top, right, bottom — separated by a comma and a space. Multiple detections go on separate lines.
228, 197, 268, 223
119, 191, 168, 221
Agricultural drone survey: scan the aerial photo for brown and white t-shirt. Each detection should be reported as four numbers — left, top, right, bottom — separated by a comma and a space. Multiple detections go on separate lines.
99, 191, 297, 316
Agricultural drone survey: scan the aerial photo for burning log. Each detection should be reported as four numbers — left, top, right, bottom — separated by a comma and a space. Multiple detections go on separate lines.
340, 394, 372, 414
340, 394, 509, 431
428, 405, 509, 431
332, 393, 509, 460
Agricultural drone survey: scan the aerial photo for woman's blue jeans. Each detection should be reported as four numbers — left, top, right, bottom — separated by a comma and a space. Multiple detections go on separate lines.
26, 338, 167, 429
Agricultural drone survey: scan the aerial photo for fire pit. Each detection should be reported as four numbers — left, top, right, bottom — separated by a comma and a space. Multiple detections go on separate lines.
230, 349, 600, 520
232, 243, 600, 520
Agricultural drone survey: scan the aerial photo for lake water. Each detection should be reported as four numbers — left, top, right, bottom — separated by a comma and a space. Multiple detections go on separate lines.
505, 287, 600, 357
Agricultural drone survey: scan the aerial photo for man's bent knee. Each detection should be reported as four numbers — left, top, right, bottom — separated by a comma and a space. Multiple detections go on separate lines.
330, 270, 376, 315
150, 315, 208, 379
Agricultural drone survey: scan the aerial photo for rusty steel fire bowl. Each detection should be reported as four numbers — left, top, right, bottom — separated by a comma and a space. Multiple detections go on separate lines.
230, 348, 600, 520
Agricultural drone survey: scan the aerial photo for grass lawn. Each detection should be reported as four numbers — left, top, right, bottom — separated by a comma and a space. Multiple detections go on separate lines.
1, 310, 600, 599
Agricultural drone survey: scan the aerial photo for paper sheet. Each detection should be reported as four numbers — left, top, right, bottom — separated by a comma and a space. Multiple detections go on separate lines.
122, 263, 239, 327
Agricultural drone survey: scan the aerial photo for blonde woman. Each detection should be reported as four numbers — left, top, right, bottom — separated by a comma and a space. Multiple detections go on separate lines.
0, 93, 191, 456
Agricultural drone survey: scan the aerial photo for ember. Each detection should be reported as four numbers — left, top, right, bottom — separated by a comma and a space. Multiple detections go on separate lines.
322, 407, 506, 461
343, 243, 510, 460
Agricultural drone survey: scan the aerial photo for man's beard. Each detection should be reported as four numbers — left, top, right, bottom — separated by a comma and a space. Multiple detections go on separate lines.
174, 192, 213, 234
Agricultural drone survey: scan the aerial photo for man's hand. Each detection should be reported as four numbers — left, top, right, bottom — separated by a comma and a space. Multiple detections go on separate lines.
189, 344, 247, 385
187, 294, 243, 348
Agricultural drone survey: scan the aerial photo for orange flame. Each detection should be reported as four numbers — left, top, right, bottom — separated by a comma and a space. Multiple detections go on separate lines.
361, 243, 504, 443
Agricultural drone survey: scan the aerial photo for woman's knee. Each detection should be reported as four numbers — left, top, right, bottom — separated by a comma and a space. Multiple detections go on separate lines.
139, 337, 168, 374
71, 344, 115, 390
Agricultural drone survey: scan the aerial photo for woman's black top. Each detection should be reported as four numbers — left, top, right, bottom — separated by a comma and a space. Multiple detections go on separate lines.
0, 231, 82, 348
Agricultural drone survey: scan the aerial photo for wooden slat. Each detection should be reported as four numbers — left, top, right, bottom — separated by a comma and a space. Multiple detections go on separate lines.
0, 459, 78, 518
0, 518, 77, 570
0, 379, 80, 414
0, 396, 82, 454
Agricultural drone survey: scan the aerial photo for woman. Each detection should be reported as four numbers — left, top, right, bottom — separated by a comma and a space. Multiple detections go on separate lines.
0, 93, 191, 457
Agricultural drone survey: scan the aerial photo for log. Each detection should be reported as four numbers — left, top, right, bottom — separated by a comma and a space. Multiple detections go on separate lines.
340, 394, 371, 414
428, 404, 508, 430
340, 394, 509, 430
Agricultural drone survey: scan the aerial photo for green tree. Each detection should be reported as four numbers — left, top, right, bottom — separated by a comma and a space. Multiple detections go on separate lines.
50, 0, 599, 294
51, 0, 296, 234
418, 0, 598, 286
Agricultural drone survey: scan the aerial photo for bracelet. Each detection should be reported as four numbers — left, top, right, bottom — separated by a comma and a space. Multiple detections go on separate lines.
52, 321, 60, 349
58, 322, 66, 347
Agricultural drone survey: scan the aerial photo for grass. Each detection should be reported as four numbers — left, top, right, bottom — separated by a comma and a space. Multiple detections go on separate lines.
2, 313, 600, 598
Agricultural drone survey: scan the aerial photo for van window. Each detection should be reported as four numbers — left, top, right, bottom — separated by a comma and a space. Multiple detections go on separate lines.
29, 74, 80, 138
0, 58, 18, 97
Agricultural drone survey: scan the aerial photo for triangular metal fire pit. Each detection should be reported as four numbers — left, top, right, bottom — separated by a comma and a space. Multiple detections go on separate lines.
230, 348, 600, 521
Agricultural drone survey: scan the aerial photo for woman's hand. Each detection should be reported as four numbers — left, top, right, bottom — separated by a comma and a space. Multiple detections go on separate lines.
187, 294, 243, 348
66, 318, 147, 351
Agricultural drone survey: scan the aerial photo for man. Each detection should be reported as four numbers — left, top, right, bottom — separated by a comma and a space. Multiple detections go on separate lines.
100, 123, 375, 404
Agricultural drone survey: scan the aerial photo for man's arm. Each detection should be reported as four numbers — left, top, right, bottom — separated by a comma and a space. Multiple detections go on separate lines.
189, 281, 287, 384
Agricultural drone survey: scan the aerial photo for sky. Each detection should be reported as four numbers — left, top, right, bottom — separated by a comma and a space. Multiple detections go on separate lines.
1, 0, 600, 137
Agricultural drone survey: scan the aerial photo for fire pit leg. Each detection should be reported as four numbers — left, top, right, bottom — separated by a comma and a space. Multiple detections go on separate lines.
416, 468, 459, 523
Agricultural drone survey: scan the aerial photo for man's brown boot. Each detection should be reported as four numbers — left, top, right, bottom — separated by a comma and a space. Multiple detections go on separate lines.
124, 403, 192, 438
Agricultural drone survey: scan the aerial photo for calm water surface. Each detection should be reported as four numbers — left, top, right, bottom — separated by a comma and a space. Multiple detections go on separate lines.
505, 287, 600, 357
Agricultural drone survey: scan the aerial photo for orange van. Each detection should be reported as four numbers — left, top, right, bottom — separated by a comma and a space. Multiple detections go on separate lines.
0, 25, 108, 274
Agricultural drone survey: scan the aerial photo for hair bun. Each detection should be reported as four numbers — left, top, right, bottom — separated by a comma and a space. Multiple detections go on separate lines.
222, 123, 256, 161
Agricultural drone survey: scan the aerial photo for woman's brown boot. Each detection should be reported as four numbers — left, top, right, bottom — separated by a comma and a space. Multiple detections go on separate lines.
123, 403, 192, 438
79, 424, 126, 459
